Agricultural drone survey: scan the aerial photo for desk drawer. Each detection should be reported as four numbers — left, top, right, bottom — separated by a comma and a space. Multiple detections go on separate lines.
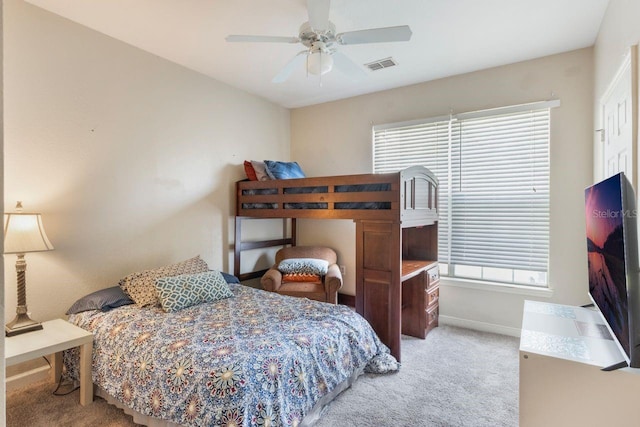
426, 266, 439, 289
426, 304, 439, 332
425, 286, 439, 308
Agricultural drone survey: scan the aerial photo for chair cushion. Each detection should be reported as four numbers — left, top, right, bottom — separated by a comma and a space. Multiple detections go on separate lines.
282, 273, 322, 283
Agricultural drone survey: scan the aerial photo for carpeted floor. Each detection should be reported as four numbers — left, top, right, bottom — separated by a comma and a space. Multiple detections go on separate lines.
6, 325, 519, 427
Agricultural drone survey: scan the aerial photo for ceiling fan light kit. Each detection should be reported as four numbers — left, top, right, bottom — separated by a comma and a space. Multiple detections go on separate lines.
226, 0, 412, 83
307, 42, 333, 75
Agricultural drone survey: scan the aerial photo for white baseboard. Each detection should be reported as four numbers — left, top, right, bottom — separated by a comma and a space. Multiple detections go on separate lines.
439, 315, 521, 338
6, 365, 50, 392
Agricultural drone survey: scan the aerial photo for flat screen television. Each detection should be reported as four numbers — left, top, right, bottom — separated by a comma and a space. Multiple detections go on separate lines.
585, 172, 640, 369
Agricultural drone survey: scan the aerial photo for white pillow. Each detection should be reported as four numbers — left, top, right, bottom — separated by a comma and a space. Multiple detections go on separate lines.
250, 160, 271, 181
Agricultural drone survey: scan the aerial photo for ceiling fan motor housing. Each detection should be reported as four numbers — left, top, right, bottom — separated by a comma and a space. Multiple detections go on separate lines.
299, 21, 337, 52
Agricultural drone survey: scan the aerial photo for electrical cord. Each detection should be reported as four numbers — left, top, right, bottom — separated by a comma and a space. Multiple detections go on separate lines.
46, 355, 79, 396
53, 372, 79, 396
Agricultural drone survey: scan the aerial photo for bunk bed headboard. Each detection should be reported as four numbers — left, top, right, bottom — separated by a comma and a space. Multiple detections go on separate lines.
399, 166, 438, 228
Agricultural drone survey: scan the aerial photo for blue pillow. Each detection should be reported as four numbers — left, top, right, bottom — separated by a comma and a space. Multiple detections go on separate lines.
264, 160, 306, 180
155, 270, 234, 312
66, 286, 134, 314
277, 258, 329, 275
220, 271, 240, 284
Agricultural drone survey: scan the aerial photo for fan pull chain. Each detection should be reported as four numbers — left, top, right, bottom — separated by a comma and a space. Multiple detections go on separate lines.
319, 51, 323, 87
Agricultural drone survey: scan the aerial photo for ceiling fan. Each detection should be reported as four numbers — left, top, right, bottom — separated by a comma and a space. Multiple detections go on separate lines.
225, 0, 412, 83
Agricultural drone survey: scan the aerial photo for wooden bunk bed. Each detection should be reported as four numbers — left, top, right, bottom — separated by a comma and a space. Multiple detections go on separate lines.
233, 165, 439, 361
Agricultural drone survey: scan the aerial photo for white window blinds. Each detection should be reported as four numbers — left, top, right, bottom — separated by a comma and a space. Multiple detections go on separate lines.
373, 118, 452, 263
373, 101, 556, 286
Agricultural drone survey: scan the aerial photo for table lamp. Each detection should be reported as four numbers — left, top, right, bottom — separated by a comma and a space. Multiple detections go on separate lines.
4, 201, 54, 336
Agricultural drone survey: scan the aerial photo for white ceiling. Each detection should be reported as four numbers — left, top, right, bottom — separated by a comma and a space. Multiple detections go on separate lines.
26, 0, 610, 109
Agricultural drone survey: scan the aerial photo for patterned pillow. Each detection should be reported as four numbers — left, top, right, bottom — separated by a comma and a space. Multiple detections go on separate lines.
264, 160, 306, 180
119, 255, 209, 307
277, 258, 329, 275
155, 270, 233, 312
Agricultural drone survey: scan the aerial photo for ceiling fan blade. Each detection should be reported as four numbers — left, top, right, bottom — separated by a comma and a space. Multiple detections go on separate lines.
307, 0, 331, 31
332, 51, 368, 80
226, 35, 300, 44
272, 51, 309, 83
337, 25, 412, 45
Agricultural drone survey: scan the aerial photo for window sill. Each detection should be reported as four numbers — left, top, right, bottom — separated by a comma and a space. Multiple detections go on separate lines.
440, 277, 554, 298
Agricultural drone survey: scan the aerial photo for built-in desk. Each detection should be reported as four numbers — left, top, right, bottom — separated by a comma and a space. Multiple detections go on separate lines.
401, 260, 439, 339
519, 300, 640, 426
355, 220, 439, 362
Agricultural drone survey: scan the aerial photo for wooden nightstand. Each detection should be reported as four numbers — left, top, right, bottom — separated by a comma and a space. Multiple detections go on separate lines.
5, 318, 94, 405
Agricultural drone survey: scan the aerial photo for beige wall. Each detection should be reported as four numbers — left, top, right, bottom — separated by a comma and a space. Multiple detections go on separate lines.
593, 0, 640, 182
1, 0, 5, 420
3, 0, 290, 323
291, 48, 594, 333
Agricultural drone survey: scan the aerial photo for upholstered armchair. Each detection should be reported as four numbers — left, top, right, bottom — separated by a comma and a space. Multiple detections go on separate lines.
261, 246, 343, 304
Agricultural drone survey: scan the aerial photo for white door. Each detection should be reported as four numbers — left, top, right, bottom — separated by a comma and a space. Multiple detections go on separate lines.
602, 46, 637, 183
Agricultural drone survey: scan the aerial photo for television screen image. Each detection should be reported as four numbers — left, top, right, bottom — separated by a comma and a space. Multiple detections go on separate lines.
585, 172, 640, 368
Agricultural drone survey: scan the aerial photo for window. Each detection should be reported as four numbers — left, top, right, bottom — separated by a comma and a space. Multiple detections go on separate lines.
373, 101, 558, 287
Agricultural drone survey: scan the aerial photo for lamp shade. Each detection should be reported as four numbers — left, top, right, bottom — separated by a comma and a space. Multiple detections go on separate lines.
4, 213, 54, 254
307, 50, 333, 75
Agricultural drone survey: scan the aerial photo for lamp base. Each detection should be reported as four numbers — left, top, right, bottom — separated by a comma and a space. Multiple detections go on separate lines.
5, 313, 43, 337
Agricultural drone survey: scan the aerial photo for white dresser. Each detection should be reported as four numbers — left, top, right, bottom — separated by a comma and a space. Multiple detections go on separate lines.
520, 300, 640, 426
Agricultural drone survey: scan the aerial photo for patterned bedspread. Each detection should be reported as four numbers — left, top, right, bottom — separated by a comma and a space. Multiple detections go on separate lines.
65, 284, 394, 426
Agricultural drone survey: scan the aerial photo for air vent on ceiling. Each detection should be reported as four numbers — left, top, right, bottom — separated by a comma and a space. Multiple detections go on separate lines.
364, 57, 398, 71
